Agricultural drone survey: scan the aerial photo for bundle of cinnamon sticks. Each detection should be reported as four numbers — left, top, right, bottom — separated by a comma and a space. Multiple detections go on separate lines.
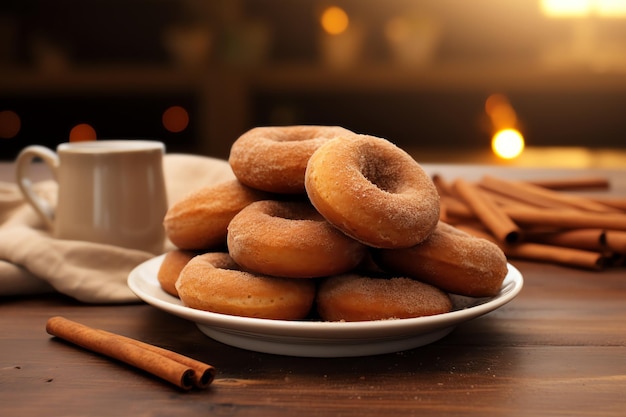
433, 174, 626, 270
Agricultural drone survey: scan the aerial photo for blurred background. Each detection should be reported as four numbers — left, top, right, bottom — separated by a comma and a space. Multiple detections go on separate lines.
1, 0, 626, 166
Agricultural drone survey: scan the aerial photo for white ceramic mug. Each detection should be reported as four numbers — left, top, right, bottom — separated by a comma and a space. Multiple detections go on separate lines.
15, 140, 168, 254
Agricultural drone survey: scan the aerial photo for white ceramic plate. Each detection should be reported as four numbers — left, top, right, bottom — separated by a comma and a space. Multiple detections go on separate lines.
128, 254, 523, 357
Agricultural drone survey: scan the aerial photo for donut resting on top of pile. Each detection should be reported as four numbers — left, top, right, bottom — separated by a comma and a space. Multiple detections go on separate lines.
160, 125, 509, 322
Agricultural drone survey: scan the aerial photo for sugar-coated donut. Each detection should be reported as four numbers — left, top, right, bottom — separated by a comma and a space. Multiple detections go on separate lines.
157, 249, 197, 297
305, 135, 440, 249
229, 125, 355, 194
163, 179, 270, 250
373, 221, 509, 297
227, 200, 367, 278
176, 252, 316, 320
316, 274, 452, 322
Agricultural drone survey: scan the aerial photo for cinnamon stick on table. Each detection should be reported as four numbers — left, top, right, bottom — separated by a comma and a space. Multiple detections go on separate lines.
96, 330, 215, 389
439, 195, 474, 223
503, 206, 626, 231
453, 178, 522, 244
604, 231, 626, 255
523, 228, 606, 252
479, 175, 619, 213
432, 174, 457, 198
504, 242, 606, 270
590, 196, 626, 212
526, 176, 610, 191
46, 316, 215, 390
455, 223, 606, 270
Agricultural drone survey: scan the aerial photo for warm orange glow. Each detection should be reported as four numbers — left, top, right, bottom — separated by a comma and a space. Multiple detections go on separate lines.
484, 93, 509, 116
492, 129, 525, 160
485, 94, 517, 130
486, 94, 524, 159
321, 6, 349, 35
541, 0, 591, 17
596, 0, 626, 16
0, 110, 21, 139
162, 105, 189, 133
69, 123, 97, 142
540, 0, 626, 17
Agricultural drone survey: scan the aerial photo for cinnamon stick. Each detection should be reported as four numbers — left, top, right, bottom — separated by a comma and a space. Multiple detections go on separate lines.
503, 206, 626, 231
604, 231, 626, 255
453, 178, 522, 244
527, 176, 610, 191
46, 316, 215, 390
456, 223, 606, 270
479, 186, 536, 209
503, 242, 606, 270
524, 228, 605, 252
480, 175, 619, 213
590, 196, 626, 212
96, 330, 215, 389
439, 195, 473, 217
439, 195, 474, 223
432, 174, 456, 197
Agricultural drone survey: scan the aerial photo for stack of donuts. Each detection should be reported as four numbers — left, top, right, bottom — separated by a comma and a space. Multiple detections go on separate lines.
159, 126, 509, 322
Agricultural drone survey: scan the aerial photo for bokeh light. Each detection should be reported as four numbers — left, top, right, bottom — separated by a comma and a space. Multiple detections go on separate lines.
540, 0, 626, 17
596, 0, 626, 16
384, 16, 410, 44
321, 6, 350, 35
69, 123, 97, 142
0, 110, 21, 139
492, 128, 525, 160
162, 105, 189, 133
540, 0, 591, 17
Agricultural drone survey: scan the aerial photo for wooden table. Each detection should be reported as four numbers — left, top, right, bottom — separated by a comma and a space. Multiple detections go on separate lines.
1, 163, 625, 417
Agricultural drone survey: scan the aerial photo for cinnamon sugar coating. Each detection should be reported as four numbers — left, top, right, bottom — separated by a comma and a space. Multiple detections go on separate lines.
157, 249, 197, 297
305, 135, 440, 248
229, 125, 355, 194
317, 274, 452, 322
227, 200, 367, 278
373, 221, 509, 297
164, 179, 270, 250
176, 252, 316, 320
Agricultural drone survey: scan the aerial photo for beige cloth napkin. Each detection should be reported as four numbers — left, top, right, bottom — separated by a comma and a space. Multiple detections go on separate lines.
0, 153, 235, 303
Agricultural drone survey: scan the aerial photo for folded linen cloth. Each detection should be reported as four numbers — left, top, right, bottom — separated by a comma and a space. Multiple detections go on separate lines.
0, 153, 235, 303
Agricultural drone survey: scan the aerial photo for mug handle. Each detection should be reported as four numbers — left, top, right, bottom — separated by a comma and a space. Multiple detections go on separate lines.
15, 145, 59, 230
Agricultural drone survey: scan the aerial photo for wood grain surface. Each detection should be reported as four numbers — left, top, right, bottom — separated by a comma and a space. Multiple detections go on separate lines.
1, 163, 625, 417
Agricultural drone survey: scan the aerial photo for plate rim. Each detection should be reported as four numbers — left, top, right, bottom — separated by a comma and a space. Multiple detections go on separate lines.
127, 254, 523, 340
